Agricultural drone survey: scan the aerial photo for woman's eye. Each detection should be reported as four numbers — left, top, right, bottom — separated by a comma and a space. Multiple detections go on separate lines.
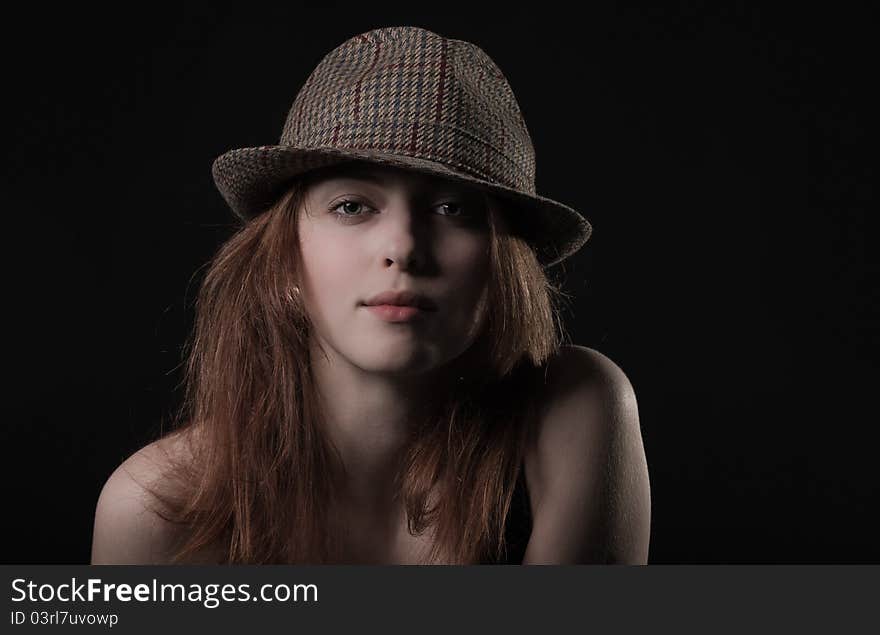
436, 202, 463, 216
327, 199, 475, 222
329, 199, 373, 219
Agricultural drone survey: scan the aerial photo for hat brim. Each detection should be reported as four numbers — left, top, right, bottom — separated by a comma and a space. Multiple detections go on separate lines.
211, 145, 592, 267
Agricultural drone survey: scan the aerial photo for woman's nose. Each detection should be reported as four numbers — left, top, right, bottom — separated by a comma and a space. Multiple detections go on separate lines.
378, 204, 429, 271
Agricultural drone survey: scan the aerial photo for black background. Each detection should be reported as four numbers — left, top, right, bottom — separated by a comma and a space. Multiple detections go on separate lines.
4, 2, 876, 563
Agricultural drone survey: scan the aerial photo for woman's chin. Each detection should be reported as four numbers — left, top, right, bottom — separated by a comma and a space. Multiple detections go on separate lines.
354, 345, 439, 375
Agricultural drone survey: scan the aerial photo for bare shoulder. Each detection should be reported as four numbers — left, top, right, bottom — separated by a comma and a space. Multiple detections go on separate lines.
90, 431, 195, 565
537, 344, 637, 405
522, 345, 651, 564
530, 345, 639, 453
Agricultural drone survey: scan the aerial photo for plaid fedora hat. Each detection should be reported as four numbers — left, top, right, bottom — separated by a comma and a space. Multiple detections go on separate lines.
212, 25, 592, 267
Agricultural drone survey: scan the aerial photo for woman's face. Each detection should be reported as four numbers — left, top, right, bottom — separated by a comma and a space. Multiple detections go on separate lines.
296, 163, 494, 377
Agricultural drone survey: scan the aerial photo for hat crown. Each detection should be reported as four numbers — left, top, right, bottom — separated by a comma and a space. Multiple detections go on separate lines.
281, 26, 537, 194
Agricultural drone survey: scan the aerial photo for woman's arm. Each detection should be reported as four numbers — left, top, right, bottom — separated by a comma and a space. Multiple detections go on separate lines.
523, 345, 651, 564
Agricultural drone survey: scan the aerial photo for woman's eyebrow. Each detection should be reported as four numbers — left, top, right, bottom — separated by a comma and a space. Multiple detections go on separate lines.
306, 173, 385, 198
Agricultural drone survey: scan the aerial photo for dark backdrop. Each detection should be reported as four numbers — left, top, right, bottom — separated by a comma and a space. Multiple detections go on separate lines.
4, 3, 875, 563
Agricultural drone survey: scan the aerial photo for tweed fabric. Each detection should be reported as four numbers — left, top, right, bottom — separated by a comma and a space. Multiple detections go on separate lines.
212, 26, 592, 266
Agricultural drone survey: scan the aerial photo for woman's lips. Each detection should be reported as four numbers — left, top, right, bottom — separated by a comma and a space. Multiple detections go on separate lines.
363, 304, 427, 323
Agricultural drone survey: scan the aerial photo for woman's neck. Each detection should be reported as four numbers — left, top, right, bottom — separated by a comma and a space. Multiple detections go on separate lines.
308, 338, 453, 506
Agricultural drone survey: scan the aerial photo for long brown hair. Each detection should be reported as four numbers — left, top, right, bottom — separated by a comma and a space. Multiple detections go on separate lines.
145, 172, 571, 563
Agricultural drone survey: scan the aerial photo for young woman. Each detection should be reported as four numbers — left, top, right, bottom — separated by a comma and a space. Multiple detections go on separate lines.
90, 26, 650, 565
